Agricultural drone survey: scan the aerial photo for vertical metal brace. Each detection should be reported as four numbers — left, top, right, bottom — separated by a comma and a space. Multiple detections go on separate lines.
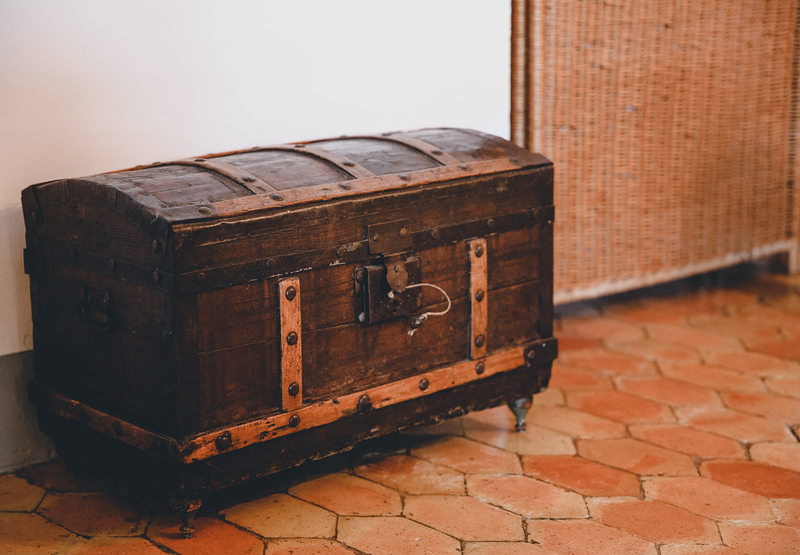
279, 278, 302, 412
469, 238, 488, 360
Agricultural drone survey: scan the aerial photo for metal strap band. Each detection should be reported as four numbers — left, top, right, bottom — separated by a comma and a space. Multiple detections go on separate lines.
151, 159, 276, 194
279, 278, 302, 412
378, 134, 462, 166
251, 146, 376, 180
469, 238, 488, 360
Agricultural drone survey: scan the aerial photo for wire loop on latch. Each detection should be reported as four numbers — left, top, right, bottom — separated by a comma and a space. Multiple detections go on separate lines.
403, 283, 452, 336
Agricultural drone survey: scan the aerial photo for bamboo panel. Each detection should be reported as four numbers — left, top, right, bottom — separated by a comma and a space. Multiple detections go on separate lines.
512, 0, 799, 302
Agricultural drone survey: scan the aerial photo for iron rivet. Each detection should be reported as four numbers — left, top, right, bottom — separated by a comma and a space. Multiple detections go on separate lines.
336, 246, 346, 258
152, 240, 160, 251
198, 206, 212, 214
343, 161, 355, 167
475, 245, 484, 258
270, 193, 284, 201
459, 164, 469, 171
475, 289, 485, 302
108, 259, 116, 270
475, 334, 485, 348
286, 331, 298, 345
431, 229, 441, 240
358, 312, 366, 323
431, 149, 443, 155
288, 382, 300, 396
394, 266, 400, 273
215, 431, 232, 450
339, 182, 352, 190
526, 349, 536, 360
372, 233, 380, 242
266, 258, 277, 270
547, 220, 553, 225
285, 286, 297, 301
476, 362, 485, 375
487, 219, 496, 229
289, 414, 301, 427
242, 176, 255, 182
152, 271, 160, 282
196, 272, 207, 284
399, 174, 410, 181
399, 228, 409, 238
419, 378, 430, 391
68, 247, 75, 259
194, 158, 206, 162
358, 394, 371, 407
355, 269, 364, 282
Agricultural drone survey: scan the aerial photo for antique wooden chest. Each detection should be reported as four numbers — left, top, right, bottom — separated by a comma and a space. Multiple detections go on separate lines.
23, 128, 556, 535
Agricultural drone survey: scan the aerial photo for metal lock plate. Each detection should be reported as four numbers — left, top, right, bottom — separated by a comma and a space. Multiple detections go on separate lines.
78, 286, 113, 331
367, 219, 412, 255
355, 257, 422, 324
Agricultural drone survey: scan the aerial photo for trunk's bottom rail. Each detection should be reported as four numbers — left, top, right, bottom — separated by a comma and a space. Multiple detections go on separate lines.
30, 338, 556, 466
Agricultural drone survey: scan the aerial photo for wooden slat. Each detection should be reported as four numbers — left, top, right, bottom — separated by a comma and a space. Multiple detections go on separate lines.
152, 158, 276, 194
163, 159, 526, 221
181, 346, 526, 463
279, 278, 302, 411
30, 382, 179, 462
469, 238, 488, 360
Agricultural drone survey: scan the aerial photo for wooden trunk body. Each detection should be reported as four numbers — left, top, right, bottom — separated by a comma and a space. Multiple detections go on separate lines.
22, 128, 556, 502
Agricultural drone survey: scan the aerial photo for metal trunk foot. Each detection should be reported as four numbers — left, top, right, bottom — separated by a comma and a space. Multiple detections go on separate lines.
507, 397, 533, 432
169, 498, 202, 539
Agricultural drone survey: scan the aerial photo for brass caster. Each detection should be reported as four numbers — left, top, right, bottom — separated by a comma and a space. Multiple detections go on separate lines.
507, 397, 533, 432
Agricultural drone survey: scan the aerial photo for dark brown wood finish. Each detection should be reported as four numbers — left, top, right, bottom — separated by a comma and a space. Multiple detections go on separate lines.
22, 128, 556, 523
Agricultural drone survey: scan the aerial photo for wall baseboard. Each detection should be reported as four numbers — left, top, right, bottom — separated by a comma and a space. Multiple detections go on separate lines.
0, 350, 55, 474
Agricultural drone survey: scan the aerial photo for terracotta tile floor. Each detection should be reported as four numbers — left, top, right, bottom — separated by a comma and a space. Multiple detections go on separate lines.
3, 265, 800, 554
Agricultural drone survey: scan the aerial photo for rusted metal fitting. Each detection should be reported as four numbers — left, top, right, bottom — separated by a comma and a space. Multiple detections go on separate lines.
286, 331, 298, 345
474, 334, 485, 348
419, 378, 430, 391
289, 414, 301, 427
474, 245, 484, 258
475, 362, 485, 375
215, 431, 232, 451
285, 286, 297, 301
475, 289, 485, 302
288, 382, 300, 396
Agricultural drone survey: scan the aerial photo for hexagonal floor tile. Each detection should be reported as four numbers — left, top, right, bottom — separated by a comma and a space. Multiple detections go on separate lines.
288, 474, 401, 516
147, 515, 264, 555
338, 516, 460, 555
221, 493, 336, 538
37, 492, 149, 537
521, 455, 641, 497
587, 498, 720, 544
354, 454, 464, 495
404, 495, 524, 541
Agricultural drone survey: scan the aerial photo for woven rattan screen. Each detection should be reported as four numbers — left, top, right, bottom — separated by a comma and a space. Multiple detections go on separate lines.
512, 0, 800, 303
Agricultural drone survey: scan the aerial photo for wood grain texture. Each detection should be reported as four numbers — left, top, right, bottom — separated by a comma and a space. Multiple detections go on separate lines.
279, 278, 302, 411
470, 238, 488, 360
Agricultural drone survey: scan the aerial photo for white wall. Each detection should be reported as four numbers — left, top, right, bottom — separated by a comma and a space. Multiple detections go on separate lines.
0, 0, 510, 472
